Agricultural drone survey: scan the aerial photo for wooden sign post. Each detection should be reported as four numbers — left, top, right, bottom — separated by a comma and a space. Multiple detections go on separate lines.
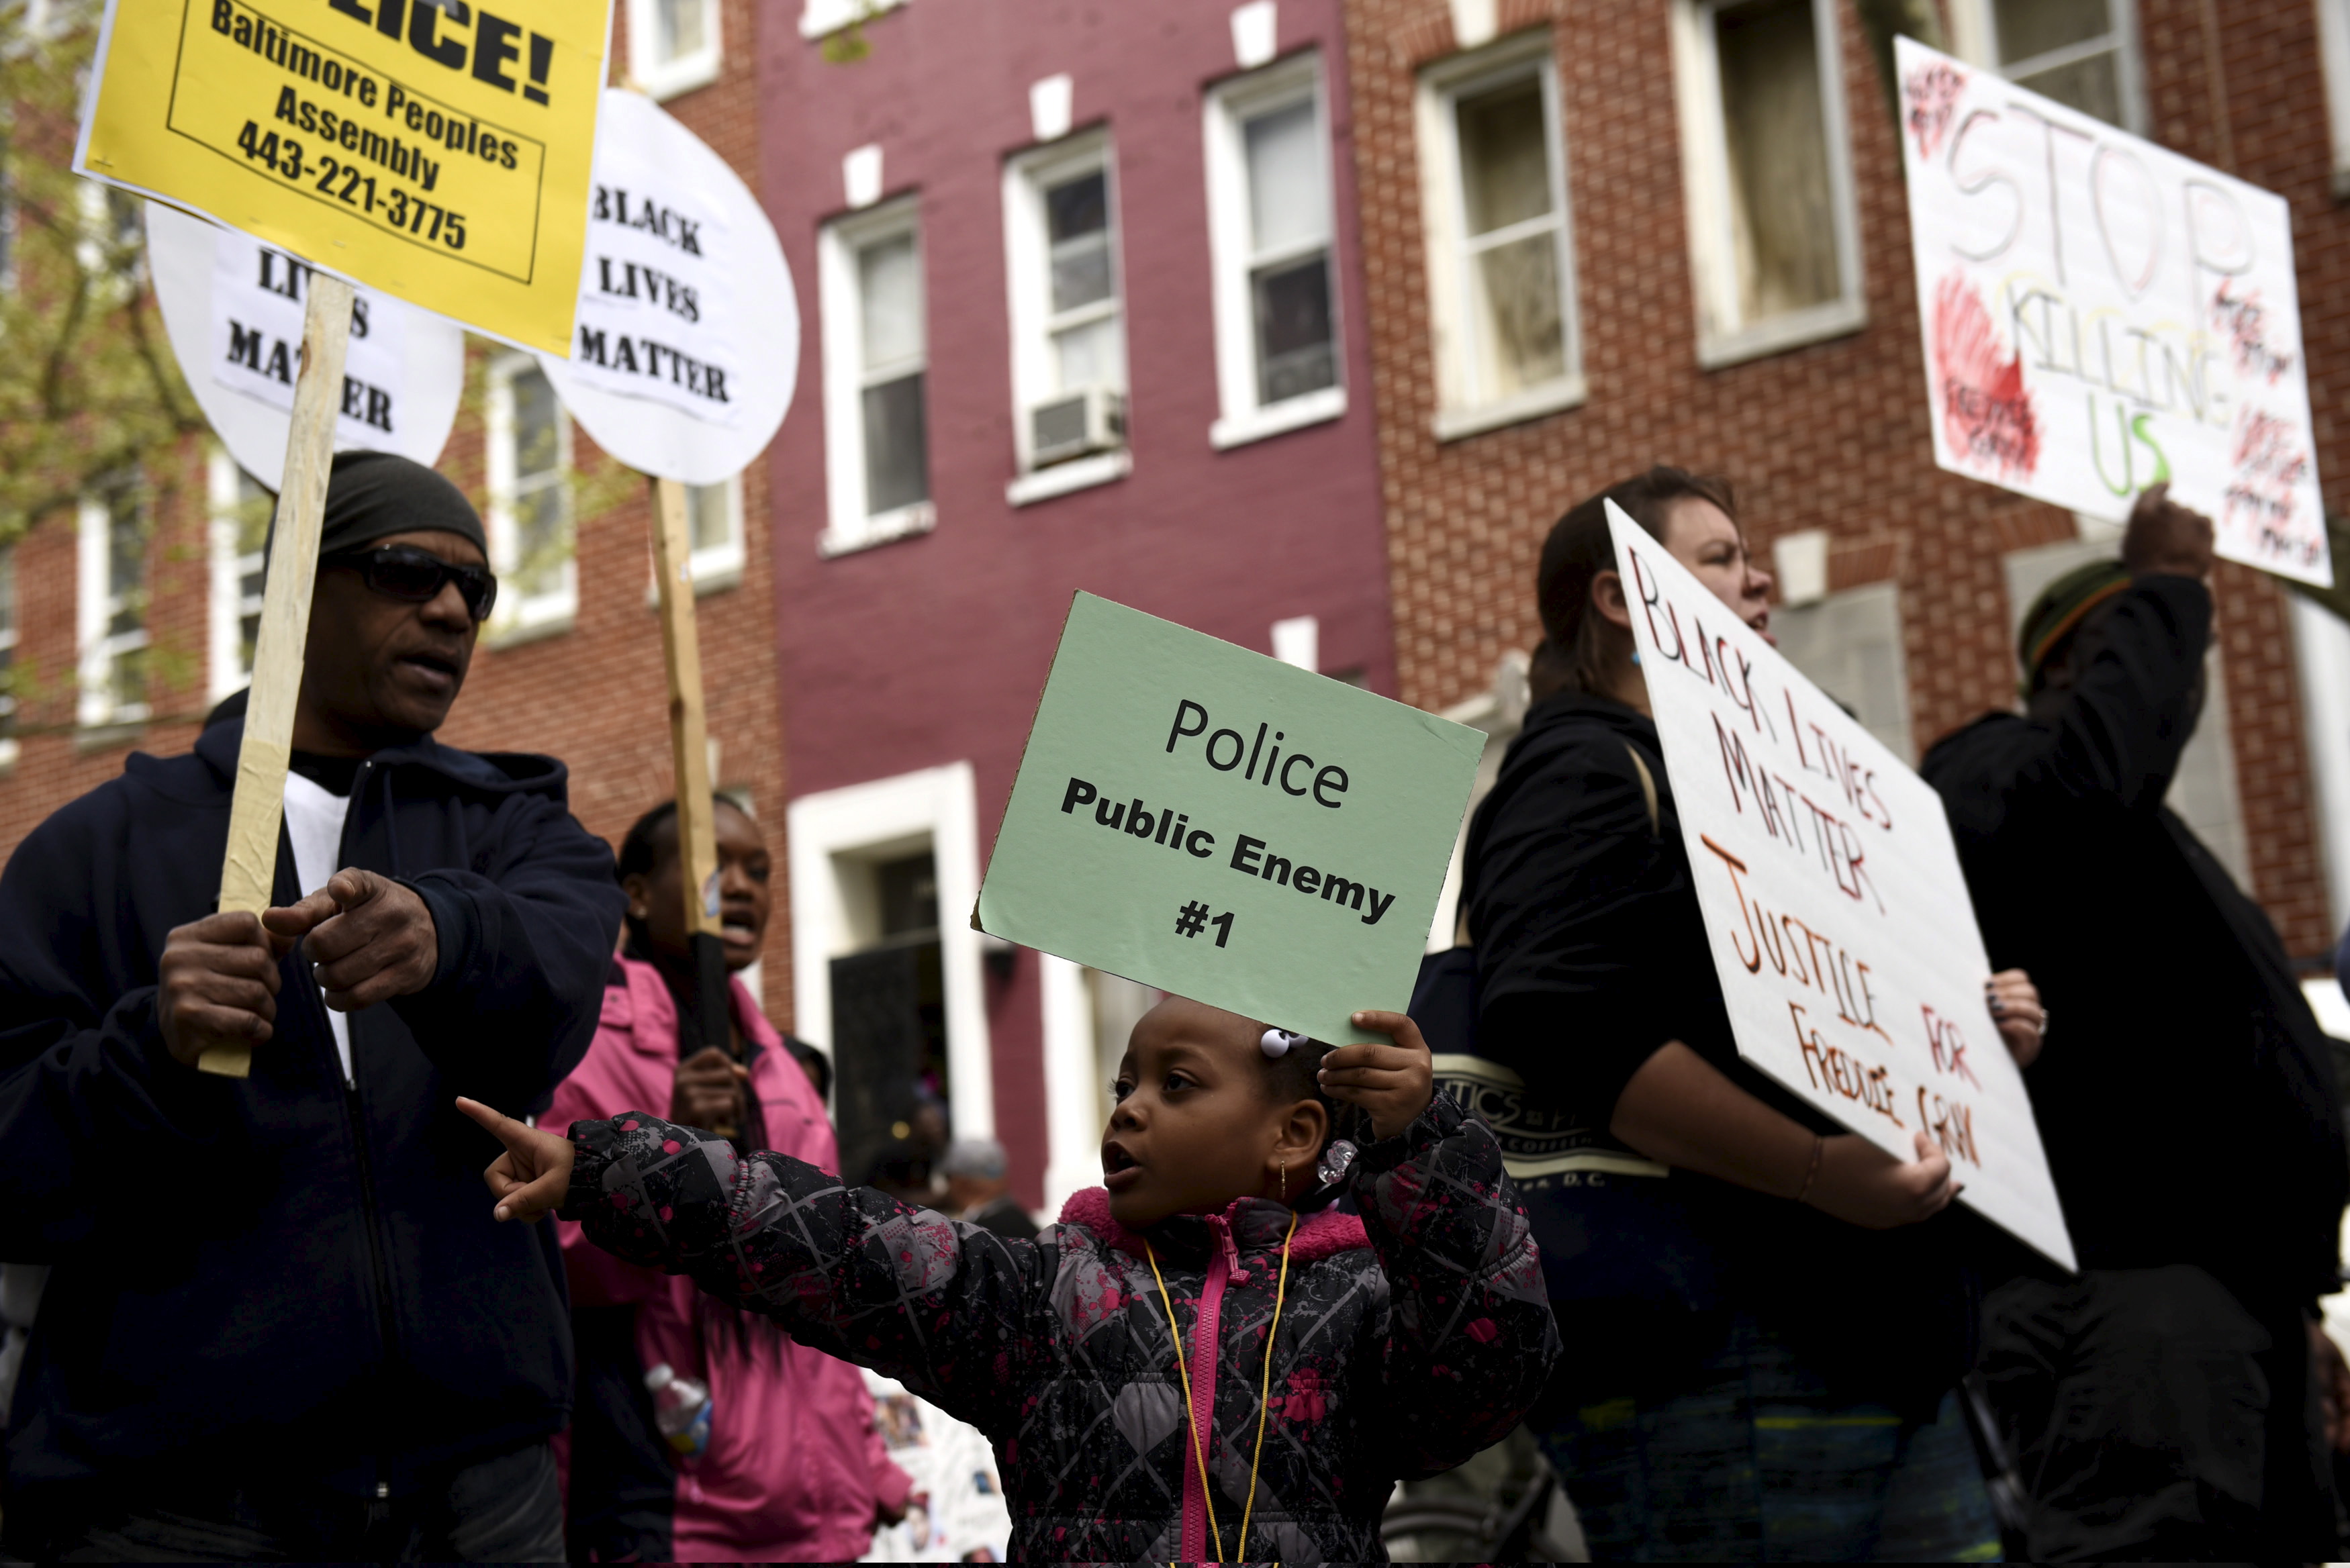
198, 275, 355, 1078
530, 90, 800, 1098
649, 476, 734, 1079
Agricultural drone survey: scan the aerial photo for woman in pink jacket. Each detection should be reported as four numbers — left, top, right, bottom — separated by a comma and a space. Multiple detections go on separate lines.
551, 797, 910, 1562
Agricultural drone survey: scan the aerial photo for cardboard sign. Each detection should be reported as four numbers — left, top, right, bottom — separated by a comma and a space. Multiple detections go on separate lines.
1895, 36, 2330, 587
534, 90, 797, 485
73, 0, 610, 356
1608, 503, 2075, 1269
148, 201, 463, 489
977, 593, 1483, 1046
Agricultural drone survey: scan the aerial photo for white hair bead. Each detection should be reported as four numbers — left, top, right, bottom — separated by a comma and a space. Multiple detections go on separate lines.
1260, 1028, 1305, 1058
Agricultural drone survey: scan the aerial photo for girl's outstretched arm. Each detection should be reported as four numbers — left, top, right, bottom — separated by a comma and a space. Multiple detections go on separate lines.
458, 1096, 1052, 1430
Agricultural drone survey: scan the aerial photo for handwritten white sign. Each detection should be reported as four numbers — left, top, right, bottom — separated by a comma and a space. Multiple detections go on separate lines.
1895, 36, 2331, 588
1607, 501, 2075, 1269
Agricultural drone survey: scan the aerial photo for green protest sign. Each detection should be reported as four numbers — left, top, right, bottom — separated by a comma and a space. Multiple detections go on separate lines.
977, 593, 1485, 1045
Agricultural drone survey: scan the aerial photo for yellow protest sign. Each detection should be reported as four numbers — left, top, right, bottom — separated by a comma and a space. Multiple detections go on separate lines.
75, 0, 609, 355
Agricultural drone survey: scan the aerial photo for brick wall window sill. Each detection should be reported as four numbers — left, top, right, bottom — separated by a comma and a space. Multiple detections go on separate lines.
820, 501, 938, 558
485, 613, 576, 651
1695, 300, 1867, 371
1006, 450, 1131, 508
641, 562, 746, 606
1433, 378, 1588, 443
74, 720, 144, 754
1211, 387, 1347, 450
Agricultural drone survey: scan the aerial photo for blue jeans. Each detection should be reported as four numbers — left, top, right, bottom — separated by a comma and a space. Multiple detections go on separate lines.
54, 1440, 564, 1563
1534, 1315, 2001, 1562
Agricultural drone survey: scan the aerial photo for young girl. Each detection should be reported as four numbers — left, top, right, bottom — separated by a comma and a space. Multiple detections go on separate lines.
461, 1001, 1559, 1564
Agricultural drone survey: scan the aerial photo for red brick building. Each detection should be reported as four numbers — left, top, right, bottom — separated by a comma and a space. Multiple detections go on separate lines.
1339, 0, 2350, 975
0, 0, 796, 1016
15, 0, 2350, 1212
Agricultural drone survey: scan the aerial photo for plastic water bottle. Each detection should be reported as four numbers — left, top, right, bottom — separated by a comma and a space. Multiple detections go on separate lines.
645, 1362, 712, 1457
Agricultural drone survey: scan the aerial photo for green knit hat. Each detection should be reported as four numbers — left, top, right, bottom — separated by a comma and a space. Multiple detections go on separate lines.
2018, 558, 2131, 694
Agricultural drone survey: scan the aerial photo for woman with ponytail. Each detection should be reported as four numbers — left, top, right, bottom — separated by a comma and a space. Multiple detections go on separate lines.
1468, 468, 2047, 1560
549, 796, 910, 1562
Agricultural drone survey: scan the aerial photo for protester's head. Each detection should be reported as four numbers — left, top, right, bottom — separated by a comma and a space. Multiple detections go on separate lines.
940, 1138, 1013, 1214
1530, 465, 1775, 703
616, 795, 772, 973
2015, 554, 2213, 734
2017, 559, 2132, 707
293, 452, 496, 753
1102, 995, 1335, 1229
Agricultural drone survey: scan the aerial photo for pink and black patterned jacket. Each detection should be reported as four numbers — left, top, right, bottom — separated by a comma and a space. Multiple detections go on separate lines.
562, 1094, 1560, 1565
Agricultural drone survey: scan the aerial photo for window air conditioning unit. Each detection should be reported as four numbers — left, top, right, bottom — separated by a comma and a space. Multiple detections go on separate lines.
1029, 386, 1127, 469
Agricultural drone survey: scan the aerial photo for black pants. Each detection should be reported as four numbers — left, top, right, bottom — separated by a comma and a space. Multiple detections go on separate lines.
48, 1440, 564, 1563
1981, 1265, 2337, 1562
566, 1304, 674, 1563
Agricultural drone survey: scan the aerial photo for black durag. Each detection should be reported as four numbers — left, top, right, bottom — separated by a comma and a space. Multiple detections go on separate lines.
265, 450, 488, 562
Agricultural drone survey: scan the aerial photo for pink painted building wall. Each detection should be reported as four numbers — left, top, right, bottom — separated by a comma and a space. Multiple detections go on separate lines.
759, 0, 1391, 1206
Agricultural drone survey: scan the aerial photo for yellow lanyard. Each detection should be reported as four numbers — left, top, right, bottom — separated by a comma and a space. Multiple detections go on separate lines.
1145, 1210, 1297, 1565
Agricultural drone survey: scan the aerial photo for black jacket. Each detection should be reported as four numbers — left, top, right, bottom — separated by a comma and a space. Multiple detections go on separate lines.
0, 712, 624, 1520
1468, 691, 1986, 1409
1922, 575, 2346, 1303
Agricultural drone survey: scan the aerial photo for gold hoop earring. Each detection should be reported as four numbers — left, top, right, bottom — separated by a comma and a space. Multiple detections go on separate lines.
1278, 1157, 1287, 1202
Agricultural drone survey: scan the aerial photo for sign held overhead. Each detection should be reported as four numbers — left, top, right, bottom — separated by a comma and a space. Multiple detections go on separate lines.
1607, 501, 2076, 1270
74, 0, 610, 354
1895, 36, 2330, 587
977, 593, 1483, 1046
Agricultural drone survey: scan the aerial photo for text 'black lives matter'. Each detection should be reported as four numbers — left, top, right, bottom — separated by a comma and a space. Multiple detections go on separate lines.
230, 247, 397, 427
225, 319, 397, 431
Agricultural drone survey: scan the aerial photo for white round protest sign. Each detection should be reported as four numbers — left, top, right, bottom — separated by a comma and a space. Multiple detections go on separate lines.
533, 90, 798, 486
147, 201, 465, 492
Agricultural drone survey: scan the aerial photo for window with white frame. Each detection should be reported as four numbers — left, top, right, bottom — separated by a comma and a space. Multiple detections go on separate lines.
486, 354, 574, 637
786, 762, 995, 1143
1673, 0, 1864, 368
1417, 32, 1582, 439
1003, 134, 1130, 500
76, 181, 142, 298
0, 538, 17, 768
818, 199, 934, 555
9, 0, 72, 40
0, 140, 15, 295
1205, 53, 1344, 447
2322, 0, 2350, 191
1771, 580, 1916, 764
686, 475, 744, 588
628, 0, 720, 99
1953, 0, 2143, 132
798, 0, 907, 41
207, 452, 271, 701
77, 480, 147, 728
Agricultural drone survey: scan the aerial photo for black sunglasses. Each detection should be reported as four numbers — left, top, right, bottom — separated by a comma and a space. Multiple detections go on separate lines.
323, 544, 498, 622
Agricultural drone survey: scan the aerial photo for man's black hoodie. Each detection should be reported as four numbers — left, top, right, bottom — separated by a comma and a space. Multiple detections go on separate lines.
1921, 575, 2346, 1304
0, 704, 624, 1529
